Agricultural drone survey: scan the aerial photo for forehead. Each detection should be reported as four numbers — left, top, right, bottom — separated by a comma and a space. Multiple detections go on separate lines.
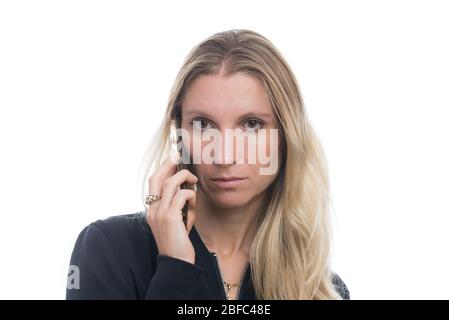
182, 72, 273, 119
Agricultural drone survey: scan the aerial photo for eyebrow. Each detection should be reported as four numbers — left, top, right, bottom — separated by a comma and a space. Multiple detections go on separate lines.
184, 110, 274, 121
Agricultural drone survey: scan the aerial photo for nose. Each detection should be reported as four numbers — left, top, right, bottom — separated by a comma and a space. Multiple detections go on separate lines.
212, 129, 239, 165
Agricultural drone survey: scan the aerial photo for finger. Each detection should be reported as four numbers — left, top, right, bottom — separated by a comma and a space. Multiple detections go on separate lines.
157, 169, 198, 217
164, 189, 196, 221
147, 151, 180, 209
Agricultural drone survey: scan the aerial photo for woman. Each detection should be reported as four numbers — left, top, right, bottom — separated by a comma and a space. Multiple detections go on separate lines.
66, 29, 350, 300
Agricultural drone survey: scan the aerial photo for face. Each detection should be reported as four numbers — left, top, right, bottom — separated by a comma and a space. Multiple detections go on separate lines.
180, 72, 281, 209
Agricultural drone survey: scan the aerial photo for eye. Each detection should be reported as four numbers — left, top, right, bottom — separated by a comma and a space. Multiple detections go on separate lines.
243, 119, 264, 131
191, 118, 213, 130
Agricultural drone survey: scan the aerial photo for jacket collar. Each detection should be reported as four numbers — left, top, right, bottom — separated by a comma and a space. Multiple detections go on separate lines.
189, 224, 255, 300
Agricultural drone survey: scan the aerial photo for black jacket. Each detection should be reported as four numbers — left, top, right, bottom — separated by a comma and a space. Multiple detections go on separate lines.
66, 211, 350, 300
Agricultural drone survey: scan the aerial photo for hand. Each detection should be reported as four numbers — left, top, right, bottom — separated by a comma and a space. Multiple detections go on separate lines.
146, 151, 198, 265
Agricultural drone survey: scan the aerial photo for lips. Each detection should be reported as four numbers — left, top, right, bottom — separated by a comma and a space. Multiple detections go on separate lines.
211, 176, 245, 181
211, 177, 247, 188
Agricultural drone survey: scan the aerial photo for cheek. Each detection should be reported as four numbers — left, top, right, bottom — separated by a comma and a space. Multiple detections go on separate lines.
249, 164, 278, 188
180, 128, 211, 160
180, 128, 201, 164
251, 129, 280, 175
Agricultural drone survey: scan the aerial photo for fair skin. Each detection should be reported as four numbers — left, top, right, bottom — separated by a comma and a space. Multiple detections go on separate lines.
147, 71, 280, 299
182, 72, 280, 297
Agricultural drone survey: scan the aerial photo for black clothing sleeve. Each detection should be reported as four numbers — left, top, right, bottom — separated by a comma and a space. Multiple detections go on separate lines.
66, 220, 204, 300
66, 213, 350, 300
331, 272, 350, 300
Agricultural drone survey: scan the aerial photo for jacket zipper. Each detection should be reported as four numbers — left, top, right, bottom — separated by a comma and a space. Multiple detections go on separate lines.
235, 261, 249, 300
212, 252, 249, 300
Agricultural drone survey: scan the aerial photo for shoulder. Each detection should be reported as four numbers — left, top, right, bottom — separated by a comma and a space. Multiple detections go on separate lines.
330, 272, 350, 300
72, 211, 155, 259
89, 211, 151, 239
67, 211, 153, 299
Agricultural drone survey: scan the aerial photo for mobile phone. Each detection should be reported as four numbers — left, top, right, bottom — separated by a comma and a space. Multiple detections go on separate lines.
171, 107, 189, 229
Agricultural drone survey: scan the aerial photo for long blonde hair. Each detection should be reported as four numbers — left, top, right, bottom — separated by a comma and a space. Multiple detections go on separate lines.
138, 29, 342, 299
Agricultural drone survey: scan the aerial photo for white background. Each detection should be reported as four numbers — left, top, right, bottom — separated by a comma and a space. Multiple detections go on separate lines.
0, 0, 448, 299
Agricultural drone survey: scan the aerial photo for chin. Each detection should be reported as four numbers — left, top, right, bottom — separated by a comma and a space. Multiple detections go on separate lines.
211, 194, 250, 209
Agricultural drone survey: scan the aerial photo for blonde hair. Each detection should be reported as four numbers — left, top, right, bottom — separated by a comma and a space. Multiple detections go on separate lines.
138, 29, 342, 299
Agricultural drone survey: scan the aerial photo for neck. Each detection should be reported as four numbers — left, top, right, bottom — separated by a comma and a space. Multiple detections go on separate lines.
193, 190, 267, 259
